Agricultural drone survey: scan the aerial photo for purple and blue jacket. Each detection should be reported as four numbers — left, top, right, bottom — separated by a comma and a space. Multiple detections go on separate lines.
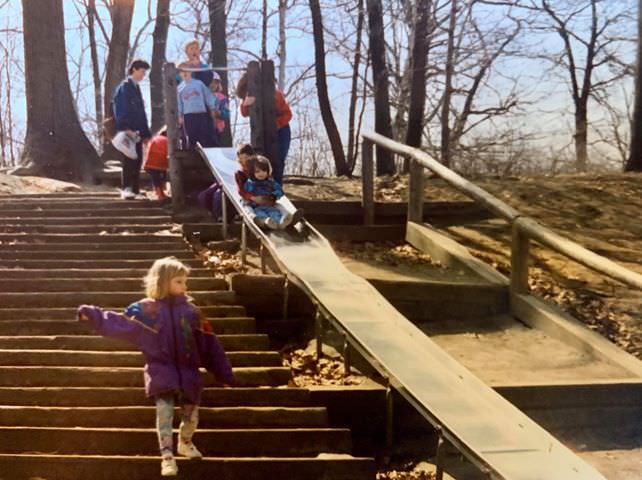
77, 295, 234, 404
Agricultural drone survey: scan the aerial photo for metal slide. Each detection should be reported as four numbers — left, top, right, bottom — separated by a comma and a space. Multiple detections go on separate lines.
199, 147, 606, 480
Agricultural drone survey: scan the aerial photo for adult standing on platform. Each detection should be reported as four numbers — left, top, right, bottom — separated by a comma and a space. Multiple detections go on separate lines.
112, 59, 152, 200
182, 39, 214, 87
236, 73, 293, 186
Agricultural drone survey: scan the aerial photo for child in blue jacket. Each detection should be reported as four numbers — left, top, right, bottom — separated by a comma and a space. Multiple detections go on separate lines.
244, 155, 294, 230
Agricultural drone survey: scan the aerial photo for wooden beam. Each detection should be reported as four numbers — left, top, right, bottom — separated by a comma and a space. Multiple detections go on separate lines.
407, 157, 424, 223
247, 61, 264, 153
162, 62, 184, 211
260, 60, 278, 164
361, 138, 374, 225
510, 223, 530, 294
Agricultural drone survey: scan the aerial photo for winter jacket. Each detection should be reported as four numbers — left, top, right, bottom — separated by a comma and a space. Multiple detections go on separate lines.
143, 135, 168, 171
112, 77, 152, 139
78, 295, 234, 404
244, 178, 283, 207
240, 90, 292, 129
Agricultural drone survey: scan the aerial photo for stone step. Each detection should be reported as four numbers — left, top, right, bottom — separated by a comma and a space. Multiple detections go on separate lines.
0, 387, 311, 407
0, 258, 203, 269
0, 225, 177, 234
0, 317, 255, 335
0, 268, 214, 279
0, 216, 172, 225
0, 334, 270, 351
0, 426, 352, 456
1, 242, 187, 251
0, 250, 194, 260
0, 349, 281, 368
0, 454, 375, 480
0, 291, 235, 307
1, 277, 228, 292
0, 405, 323, 428
0, 366, 291, 388
0, 233, 184, 243
0, 305, 247, 319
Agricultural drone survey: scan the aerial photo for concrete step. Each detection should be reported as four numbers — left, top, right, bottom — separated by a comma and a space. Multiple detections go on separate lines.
0, 426, 352, 456
0, 216, 172, 225
0, 454, 376, 480
0, 305, 247, 319
0, 334, 270, 351
0, 258, 203, 269
2, 242, 188, 251
0, 225, 177, 234
0, 250, 195, 260
0, 405, 324, 428
0, 349, 280, 367
0, 387, 311, 407
0, 291, 236, 307
0, 208, 169, 217
0, 233, 184, 243
0, 268, 214, 279
1, 277, 228, 292
0, 365, 291, 388
0, 317, 255, 335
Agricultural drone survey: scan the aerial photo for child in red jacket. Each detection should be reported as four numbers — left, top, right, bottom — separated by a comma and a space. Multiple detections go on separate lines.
143, 126, 170, 201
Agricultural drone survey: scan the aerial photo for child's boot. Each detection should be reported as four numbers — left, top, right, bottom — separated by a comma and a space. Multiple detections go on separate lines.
265, 217, 279, 230
177, 440, 203, 459
154, 187, 165, 201
160, 454, 178, 476
279, 212, 293, 229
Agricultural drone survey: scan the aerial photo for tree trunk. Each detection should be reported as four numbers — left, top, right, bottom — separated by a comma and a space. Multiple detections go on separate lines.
278, 0, 287, 91
103, 0, 134, 147
627, 0, 642, 172
575, 104, 588, 172
366, 0, 395, 175
86, 0, 103, 147
208, 0, 232, 146
150, 0, 170, 134
347, 0, 365, 173
440, 0, 457, 168
17, 0, 100, 181
308, 0, 349, 176
406, 0, 430, 149
261, 0, 268, 59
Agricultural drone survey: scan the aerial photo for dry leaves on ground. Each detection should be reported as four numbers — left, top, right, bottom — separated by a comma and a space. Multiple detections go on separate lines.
197, 249, 245, 274
333, 241, 442, 269
282, 342, 364, 387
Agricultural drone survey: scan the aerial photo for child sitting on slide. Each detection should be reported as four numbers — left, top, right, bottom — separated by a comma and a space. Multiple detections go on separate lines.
244, 155, 292, 230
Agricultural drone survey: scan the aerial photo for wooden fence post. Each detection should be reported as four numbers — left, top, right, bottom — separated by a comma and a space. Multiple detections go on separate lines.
362, 138, 375, 225
260, 60, 278, 164
247, 61, 264, 154
510, 222, 530, 294
408, 157, 424, 223
162, 62, 184, 211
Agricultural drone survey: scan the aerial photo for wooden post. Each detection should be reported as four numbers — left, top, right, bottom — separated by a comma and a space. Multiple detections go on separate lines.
162, 63, 184, 211
247, 61, 264, 154
510, 222, 530, 294
260, 60, 278, 164
221, 190, 228, 240
361, 138, 374, 225
408, 157, 424, 223
240, 222, 247, 266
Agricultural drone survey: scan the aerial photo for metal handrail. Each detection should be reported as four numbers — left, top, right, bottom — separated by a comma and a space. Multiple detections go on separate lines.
361, 130, 642, 291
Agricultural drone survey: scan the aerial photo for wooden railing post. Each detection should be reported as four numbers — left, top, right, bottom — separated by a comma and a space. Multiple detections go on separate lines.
407, 156, 424, 223
162, 62, 184, 212
361, 138, 374, 225
510, 222, 530, 294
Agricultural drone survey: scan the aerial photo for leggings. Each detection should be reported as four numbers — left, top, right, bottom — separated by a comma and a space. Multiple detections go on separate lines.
146, 169, 167, 188
155, 394, 199, 456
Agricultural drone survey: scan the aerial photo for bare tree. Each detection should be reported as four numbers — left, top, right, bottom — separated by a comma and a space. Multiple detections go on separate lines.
406, 0, 431, 150
347, 0, 365, 173
440, 0, 458, 167
366, 0, 395, 175
151, 0, 170, 133
17, 0, 100, 181
308, 0, 349, 176
84, 0, 103, 146
208, 0, 232, 146
278, 0, 287, 90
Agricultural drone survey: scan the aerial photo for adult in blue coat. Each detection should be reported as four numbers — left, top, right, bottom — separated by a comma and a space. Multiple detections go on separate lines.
112, 59, 152, 199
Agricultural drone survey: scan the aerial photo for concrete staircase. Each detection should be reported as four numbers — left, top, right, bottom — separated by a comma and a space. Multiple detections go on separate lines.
0, 192, 375, 480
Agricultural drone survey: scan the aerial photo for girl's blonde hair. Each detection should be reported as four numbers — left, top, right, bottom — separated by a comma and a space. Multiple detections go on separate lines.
144, 257, 191, 299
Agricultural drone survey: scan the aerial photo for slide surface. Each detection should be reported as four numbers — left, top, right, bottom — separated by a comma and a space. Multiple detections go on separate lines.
200, 147, 606, 480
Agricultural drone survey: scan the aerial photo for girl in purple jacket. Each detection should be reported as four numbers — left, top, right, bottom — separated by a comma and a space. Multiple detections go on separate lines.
77, 257, 234, 477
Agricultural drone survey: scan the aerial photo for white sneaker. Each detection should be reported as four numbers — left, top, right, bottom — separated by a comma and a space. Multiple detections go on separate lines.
120, 188, 135, 200
160, 455, 178, 476
279, 213, 293, 229
177, 440, 203, 459
264, 218, 279, 230
133, 192, 147, 200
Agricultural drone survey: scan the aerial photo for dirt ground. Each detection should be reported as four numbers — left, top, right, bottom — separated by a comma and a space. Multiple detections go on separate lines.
0, 172, 80, 194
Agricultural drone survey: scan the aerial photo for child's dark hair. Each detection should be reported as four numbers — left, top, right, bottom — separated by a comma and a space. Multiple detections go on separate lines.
128, 59, 150, 74
236, 143, 255, 157
251, 155, 272, 178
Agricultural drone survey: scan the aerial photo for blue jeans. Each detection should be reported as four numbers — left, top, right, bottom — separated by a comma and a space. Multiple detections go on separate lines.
273, 124, 291, 185
253, 205, 282, 222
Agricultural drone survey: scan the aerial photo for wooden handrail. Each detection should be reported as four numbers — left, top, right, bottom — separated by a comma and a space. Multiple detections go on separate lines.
361, 130, 642, 291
